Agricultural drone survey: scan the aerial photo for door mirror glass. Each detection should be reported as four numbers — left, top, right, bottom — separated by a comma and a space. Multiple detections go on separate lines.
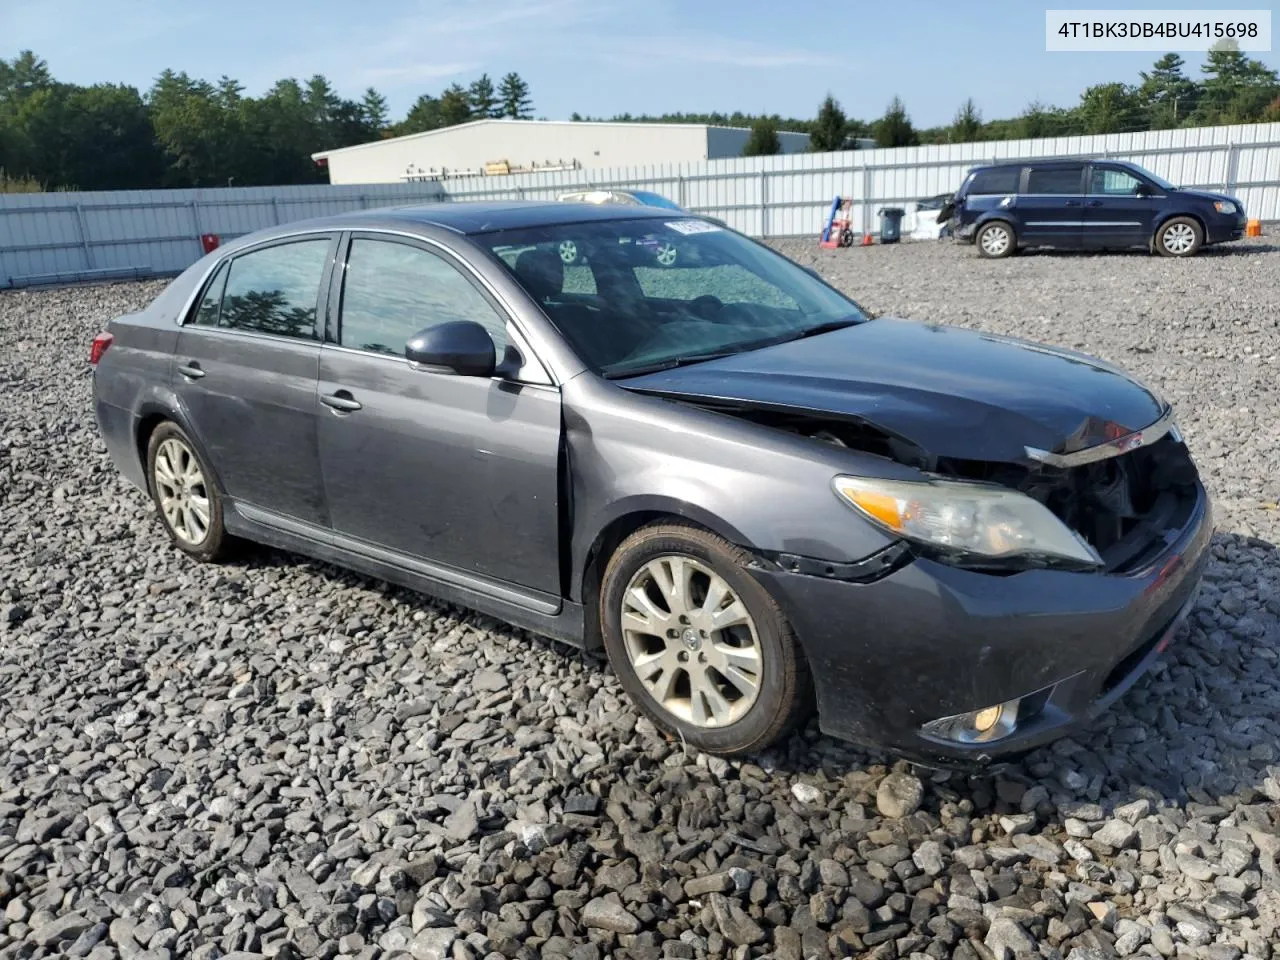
1134, 183, 1154, 197
405, 320, 496, 377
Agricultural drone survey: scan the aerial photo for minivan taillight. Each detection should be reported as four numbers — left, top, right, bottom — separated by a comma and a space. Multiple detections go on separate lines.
89, 331, 113, 366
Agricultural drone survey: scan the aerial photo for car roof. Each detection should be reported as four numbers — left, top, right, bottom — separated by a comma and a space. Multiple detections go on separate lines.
321, 200, 681, 235
973, 157, 1134, 172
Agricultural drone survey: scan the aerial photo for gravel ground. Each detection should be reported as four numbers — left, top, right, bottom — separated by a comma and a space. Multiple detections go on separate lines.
2, 237, 1280, 960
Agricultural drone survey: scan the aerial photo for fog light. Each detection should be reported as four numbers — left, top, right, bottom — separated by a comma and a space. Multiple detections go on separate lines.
921, 698, 1021, 745
972, 704, 1002, 733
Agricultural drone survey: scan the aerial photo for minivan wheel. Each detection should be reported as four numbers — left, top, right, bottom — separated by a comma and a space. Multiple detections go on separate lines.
1156, 217, 1203, 257
558, 239, 579, 264
976, 221, 1015, 258
600, 523, 812, 756
146, 421, 231, 562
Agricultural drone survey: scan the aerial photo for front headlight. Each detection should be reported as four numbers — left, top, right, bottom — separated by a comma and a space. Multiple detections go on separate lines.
1214, 201, 1237, 215
833, 475, 1103, 569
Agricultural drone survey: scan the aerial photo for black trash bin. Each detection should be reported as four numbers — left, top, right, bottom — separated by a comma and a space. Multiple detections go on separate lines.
879, 207, 905, 244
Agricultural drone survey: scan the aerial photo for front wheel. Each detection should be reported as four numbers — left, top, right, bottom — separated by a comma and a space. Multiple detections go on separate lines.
600, 523, 812, 755
976, 221, 1016, 258
1155, 217, 1203, 257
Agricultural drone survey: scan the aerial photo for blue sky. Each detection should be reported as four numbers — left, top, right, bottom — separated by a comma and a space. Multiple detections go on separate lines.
2, 0, 1277, 127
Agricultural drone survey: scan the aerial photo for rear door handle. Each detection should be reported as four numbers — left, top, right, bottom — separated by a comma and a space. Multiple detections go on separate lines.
1087, 200, 1104, 207
178, 361, 205, 380
1064, 200, 1082, 207
321, 390, 363, 413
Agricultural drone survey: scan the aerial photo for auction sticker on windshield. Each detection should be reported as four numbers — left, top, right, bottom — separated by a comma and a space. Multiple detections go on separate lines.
666, 220, 722, 235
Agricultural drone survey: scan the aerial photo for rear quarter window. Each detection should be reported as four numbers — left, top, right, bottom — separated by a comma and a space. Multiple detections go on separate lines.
969, 167, 1021, 195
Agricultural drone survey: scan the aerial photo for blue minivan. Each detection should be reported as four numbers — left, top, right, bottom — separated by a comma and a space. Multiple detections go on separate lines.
947, 158, 1247, 258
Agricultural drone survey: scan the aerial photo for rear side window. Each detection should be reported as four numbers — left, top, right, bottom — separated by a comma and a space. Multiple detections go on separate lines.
192, 262, 229, 326
968, 167, 1020, 195
1026, 165, 1084, 195
339, 238, 509, 356
219, 239, 330, 339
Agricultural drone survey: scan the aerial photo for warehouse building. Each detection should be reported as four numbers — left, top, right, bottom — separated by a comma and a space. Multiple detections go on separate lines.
311, 119, 812, 185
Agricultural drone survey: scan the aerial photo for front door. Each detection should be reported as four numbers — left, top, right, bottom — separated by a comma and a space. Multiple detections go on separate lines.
1083, 164, 1159, 249
1017, 163, 1086, 248
316, 233, 563, 598
172, 235, 336, 526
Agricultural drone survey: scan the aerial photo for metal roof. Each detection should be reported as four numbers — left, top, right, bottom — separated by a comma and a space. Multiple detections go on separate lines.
332, 200, 679, 234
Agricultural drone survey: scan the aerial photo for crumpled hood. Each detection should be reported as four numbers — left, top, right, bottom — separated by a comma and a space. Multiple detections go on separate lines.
621, 318, 1166, 463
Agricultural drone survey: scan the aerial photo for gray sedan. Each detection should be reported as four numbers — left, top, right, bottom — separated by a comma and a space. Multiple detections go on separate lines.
92, 201, 1208, 763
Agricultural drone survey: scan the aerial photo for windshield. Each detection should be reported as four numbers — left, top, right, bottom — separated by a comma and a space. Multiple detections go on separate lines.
1125, 162, 1176, 191
479, 217, 868, 378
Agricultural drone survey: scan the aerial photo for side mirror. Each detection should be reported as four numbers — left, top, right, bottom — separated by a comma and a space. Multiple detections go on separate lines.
1135, 183, 1154, 197
405, 320, 496, 377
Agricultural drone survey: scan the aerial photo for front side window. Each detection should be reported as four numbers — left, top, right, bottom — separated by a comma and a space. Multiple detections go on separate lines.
219, 239, 330, 339
1090, 167, 1143, 196
339, 238, 509, 356
482, 218, 867, 378
1026, 165, 1084, 195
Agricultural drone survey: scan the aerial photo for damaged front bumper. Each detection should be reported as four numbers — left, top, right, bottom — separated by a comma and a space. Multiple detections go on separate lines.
750, 481, 1211, 768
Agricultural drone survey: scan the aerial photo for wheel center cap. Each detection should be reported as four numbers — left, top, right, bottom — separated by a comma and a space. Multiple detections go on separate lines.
681, 627, 700, 650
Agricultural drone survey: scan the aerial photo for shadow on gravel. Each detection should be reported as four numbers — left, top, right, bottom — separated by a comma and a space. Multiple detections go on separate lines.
1009, 242, 1280, 259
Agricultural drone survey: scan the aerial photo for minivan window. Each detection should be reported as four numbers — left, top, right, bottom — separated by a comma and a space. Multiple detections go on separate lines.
969, 167, 1020, 195
339, 238, 509, 356
1026, 166, 1084, 195
219, 239, 330, 339
1090, 167, 1144, 195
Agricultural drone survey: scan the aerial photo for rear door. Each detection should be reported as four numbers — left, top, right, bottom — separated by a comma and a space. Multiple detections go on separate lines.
316, 232, 563, 598
173, 234, 336, 525
1083, 164, 1158, 249
1018, 163, 1086, 248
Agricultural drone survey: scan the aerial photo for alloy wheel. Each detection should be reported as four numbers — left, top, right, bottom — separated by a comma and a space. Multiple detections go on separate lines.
655, 243, 679, 267
1162, 222, 1196, 254
980, 225, 1011, 256
153, 437, 210, 545
558, 240, 578, 264
620, 555, 762, 727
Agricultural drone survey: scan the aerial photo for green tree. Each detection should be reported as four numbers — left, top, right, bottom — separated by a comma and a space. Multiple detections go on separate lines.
1193, 46, 1280, 124
809, 94, 847, 152
468, 74, 499, 118
498, 72, 533, 119
304, 75, 340, 127
1137, 53, 1197, 128
1078, 82, 1141, 133
360, 88, 389, 132
950, 98, 982, 142
873, 96, 918, 147
1015, 100, 1081, 139
399, 93, 443, 134
438, 83, 472, 126
743, 117, 781, 156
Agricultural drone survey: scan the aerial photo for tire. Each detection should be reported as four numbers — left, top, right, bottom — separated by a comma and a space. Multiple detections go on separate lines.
558, 240, 579, 265
600, 522, 812, 756
654, 242, 679, 267
1155, 217, 1203, 257
146, 421, 232, 562
976, 220, 1016, 258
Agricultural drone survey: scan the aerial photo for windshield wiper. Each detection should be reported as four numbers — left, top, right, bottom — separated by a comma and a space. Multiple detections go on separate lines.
604, 349, 745, 379
791, 317, 864, 340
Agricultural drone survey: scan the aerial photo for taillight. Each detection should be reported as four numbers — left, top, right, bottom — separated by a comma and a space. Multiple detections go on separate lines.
89, 331, 114, 366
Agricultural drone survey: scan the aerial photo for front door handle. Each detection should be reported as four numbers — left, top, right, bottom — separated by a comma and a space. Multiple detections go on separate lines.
321, 390, 363, 413
1087, 200, 1104, 207
178, 361, 205, 380
1064, 200, 1082, 207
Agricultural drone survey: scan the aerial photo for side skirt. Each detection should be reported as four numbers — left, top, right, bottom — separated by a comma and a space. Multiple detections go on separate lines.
224, 501, 587, 647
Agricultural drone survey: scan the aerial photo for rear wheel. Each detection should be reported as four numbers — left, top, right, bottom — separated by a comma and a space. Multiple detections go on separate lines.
1156, 217, 1203, 257
976, 221, 1015, 258
146, 421, 231, 562
600, 523, 812, 755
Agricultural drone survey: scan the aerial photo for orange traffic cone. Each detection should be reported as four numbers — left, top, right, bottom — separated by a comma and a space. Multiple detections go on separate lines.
1246, 219, 1262, 237
861, 232, 873, 246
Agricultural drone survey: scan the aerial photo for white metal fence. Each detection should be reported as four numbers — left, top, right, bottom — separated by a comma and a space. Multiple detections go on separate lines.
2, 121, 1278, 287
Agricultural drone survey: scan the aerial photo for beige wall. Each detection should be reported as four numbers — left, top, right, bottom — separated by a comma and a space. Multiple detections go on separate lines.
321, 121, 717, 185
